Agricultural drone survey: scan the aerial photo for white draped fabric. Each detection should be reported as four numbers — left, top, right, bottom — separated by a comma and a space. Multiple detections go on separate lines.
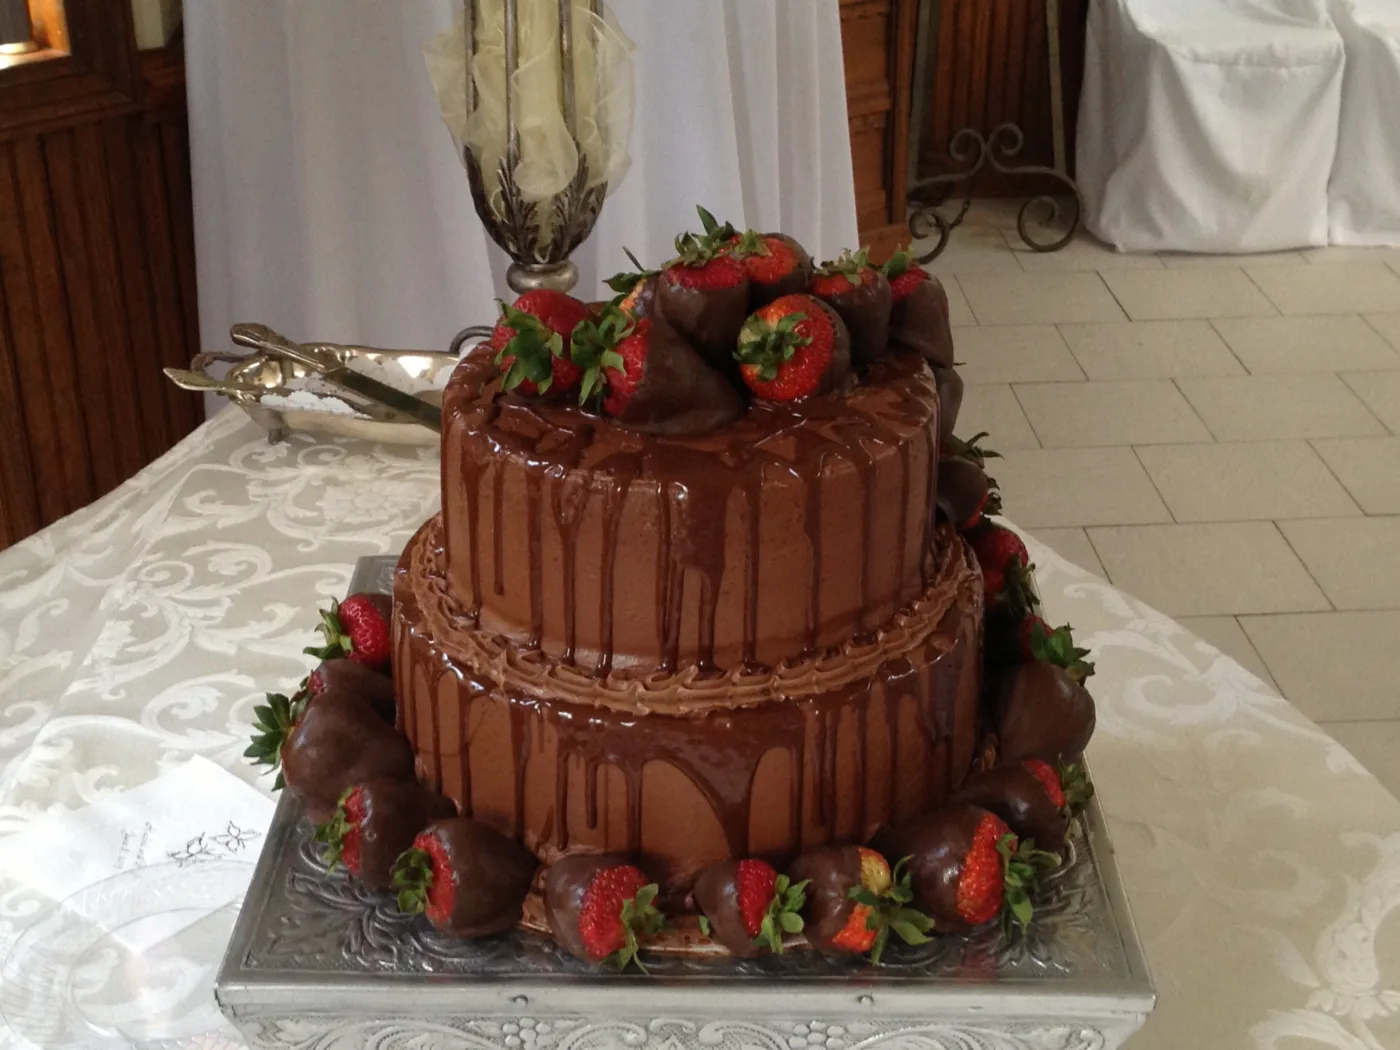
185, 0, 859, 372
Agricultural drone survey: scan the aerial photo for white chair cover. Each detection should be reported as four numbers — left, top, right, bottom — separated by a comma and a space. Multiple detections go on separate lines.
1078, 0, 1346, 253
1328, 0, 1400, 246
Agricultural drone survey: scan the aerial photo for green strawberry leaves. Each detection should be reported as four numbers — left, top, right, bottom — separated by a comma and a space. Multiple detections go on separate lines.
882, 247, 913, 279
303, 599, 353, 661
816, 247, 873, 290
735, 311, 811, 382
671, 205, 738, 268
845, 856, 934, 964
697, 914, 712, 938
604, 247, 657, 295
946, 431, 1002, 467
996, 834, 1060, 936
730, 228, 771, 259
1028, 621, 1096, 682
606, 883, 665, 973
494, 301, 564, 394
754, 874, 808, 954
391, 846, 434, 916
245, 690, 304, 791
1058, 761, 1095, 816
311, 786, 357, 870
570, 305, 633, 406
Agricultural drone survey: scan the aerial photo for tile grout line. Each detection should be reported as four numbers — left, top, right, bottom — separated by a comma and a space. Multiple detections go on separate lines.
1006, 383, 1047, 448
1169, 376, 1223, 441
1091, 268, 1133, 323
1204, 318, 1254, 376
1338, 371, 1400, 437
951, 274, 982, 326
1129, 445, 1179, 524
1081, 526, 1114, 587
1239, 266, 1285, 317
1304, 437, 1369, 518
1358, 312, 1400, 359
1228, 614, 1278, 688
1270, 519, 1336, 612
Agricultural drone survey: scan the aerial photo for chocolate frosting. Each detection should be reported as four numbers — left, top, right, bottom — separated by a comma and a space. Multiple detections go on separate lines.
750, 233, 814, 308
787, 845, 864, 953
934, 367, 963, 445
613, 315, 745, 436
936, 457, 988, 528
889, 277, 955, 369
426, 817, 538, 937
692, 860, 763, 957
874, 802, 987, 932
311, 659, 396, 725
543, 852, 638, 962
950, 764, 1067, 853
656, 272, 750, 377
815, 272, 892, 367
992, 662, 1096, 765
282, 690, 417, 823
353, 778, 457, 889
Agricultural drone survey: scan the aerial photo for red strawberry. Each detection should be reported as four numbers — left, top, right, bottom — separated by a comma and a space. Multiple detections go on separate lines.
969, 522, 1028, 590
788, 846, 932, 963
878, 804, 1058, 934
734, 293, 851, 401
571, 305, 743, 436
693, 858, 808, 957
883, 248, 955, 368
314, 779, 456, 888
729, 230, 813, 307
305, 594, 392, 670
392, 818, 537, 937
490, 291, 591, 395
605, 247, 660, 320
655, 207, 751, 372
809, 248, 893, 365
543, 854, 665, 970
951, 760, 1093, 855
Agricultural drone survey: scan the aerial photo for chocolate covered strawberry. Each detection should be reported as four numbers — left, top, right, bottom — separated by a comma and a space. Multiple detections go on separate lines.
937, 458, 1002, 531
314, 779, 456, 888
247, 686, 415, 822
877, 804, 1058, 934
968, 522, 1028, 600
489, 291, 591, 396
392, 818, 537, 937
543, 854, 665, 971
572, 305, 743, 436
809, 248, 893, 365
734, 293, 851, 401
693, 859, 807, 957
934, 366, 964, 447
304, 658, 396, 724
943, 430, 1001, 469
882, 249, 955, 369
991, 661, 1097, 765
730, 229, 813, 307
787, 846, 932, 963
656, 207, 750, 372
605, 248, 660, 320
952, 760, 1093, 854
304, 594, 393, 671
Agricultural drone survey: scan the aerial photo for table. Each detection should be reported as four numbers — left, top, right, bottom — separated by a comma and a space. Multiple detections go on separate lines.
1, 409, 1397, 1050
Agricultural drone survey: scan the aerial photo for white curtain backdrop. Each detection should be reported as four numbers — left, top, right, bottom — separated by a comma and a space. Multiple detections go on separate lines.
185, 0, 859, 380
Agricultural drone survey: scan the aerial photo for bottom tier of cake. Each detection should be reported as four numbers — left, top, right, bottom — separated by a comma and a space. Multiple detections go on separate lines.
393, 515, 985, 891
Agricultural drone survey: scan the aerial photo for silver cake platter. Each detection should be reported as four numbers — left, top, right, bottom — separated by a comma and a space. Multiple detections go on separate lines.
215, 557, 1156, 1050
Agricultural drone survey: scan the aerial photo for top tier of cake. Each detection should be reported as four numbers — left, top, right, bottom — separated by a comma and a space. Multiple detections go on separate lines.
440, 349, 942, 676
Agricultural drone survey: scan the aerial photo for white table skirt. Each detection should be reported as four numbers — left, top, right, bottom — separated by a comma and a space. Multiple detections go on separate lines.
1, 409, 1397, 1050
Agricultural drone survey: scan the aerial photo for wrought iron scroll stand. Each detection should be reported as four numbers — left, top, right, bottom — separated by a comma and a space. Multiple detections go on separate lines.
906, 0, 1084, 263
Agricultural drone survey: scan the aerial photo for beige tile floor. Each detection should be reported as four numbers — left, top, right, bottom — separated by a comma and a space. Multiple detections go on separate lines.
920, 202, 1400, 798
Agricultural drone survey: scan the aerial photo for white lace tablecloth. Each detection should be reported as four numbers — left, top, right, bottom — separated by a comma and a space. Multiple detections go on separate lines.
1, 409, 1397, 1050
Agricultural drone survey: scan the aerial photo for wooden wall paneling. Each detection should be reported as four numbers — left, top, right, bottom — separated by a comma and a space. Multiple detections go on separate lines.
101, 117, 176, 467
158, 114, 202, 429
72, 121, 146, 483
44, 128, 123, 498
0, 268, 40, 549
11, 137, 94, 512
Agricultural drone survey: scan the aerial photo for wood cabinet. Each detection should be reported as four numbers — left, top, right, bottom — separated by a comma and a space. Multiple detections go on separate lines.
0, 1, 200, 551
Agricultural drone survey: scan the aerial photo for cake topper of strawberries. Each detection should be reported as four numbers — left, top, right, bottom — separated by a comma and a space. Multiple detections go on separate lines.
391, 818, 537, 938
734, 293, 850, 401
692, 858, 808, 957
543, 854, 665, 971
314, 779, 456, 889
729, 229, 814, 307
304, 593, 393, 670
809, 247, 893, 365
489, 291, 591, 395
952, 759, 1094, 854
605, 247, 660, 320
882, 248, 955, 369
788, 846, 932, 963
655, 206, 751, 373
570, 304, 744, 436
877, 804, 1058, 935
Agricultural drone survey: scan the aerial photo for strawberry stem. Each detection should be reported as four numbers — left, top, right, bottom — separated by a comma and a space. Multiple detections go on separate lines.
606, 883, 665, 973
754, 874, 808, 954
735, 311, 811, 381
391, 846, 434, 916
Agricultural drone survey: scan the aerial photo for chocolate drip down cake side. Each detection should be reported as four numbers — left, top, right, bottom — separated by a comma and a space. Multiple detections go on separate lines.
256, 212, 1101, 967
